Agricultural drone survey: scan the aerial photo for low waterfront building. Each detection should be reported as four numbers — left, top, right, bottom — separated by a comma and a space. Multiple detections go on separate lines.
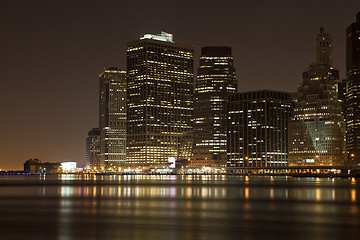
24, 159, 60, 174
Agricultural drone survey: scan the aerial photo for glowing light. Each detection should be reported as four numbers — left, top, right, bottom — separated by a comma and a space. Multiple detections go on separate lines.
140, 31, 174, 43
168, 157, 176, 168
61, 162, 77, 171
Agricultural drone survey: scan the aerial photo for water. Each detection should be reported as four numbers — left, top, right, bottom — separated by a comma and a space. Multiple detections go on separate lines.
0, 175, 359, 240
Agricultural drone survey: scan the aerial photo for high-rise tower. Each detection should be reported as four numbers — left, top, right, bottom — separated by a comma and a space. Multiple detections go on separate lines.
289, 28, 345, 166
345, 12, 360, 164
99, 68, 127, 168
86, 128, 100, 168
191, 47, 237, 167
227, 91, 292, 168
126, 32, 193, 167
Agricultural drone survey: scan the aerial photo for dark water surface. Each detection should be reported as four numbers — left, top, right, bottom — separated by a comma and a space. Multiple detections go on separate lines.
0, 175, 359, 240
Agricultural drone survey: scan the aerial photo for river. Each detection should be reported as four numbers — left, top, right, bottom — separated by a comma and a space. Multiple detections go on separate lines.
0, 175, 359, 240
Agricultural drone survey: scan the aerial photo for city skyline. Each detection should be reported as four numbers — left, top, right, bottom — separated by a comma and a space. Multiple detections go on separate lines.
1, 0, 359, 169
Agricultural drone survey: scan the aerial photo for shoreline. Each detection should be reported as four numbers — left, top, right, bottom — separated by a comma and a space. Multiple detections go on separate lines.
1, 171, 360, 178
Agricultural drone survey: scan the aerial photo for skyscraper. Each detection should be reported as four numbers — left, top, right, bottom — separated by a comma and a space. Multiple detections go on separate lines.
192, 47, 237, 168
99, 68, 127, 168
334, 79, 347, 119
126, 32, 193, 167
86, 128, 100, 168
289, 28, 345, 166
345, 12, 360, 165
227, 90, 292, 167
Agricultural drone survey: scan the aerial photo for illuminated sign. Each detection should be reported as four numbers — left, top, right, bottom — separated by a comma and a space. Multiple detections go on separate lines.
141, 32, 174, 43
168, 157, 176, 168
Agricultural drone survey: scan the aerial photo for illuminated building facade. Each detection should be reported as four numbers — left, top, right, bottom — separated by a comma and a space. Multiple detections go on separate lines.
334, 79, 347, 118
227, 90, 291, 167
289, 28, 345, 166
99, 68, 127, 167
86, 128, 100, 168
192, 47, 236, 168
126, 32, 193, 167
345, 12, 360, 164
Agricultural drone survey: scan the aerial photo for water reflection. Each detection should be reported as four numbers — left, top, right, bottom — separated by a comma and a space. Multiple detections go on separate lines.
244, 187, 250, 199
1, 175, 360, 240
53, 175, 360, 203
351, 177, 357, 185
351, 188, 356, 202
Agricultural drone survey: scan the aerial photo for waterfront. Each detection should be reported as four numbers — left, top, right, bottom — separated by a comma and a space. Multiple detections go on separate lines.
0, 175, 359, 240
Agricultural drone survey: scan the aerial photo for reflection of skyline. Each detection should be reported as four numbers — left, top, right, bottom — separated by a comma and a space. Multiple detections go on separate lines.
1, 175, 359, 239
54, 176, 360, 239
54, 175, 359, 203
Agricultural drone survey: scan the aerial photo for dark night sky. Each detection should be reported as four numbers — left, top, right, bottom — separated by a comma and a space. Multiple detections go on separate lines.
0, 0, 359, 169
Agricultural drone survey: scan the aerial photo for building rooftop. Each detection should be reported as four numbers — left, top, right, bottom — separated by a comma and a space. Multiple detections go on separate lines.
201, 46, 232, 57
140, 31, 174, 43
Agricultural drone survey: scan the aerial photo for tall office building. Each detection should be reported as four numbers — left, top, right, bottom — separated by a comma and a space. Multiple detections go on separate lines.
334, 79, 347, 118
289, 28, 345, 166
227, 91, 292, 167
192, 47, 237, 168
99, 68, 127, 168
86, 128, 100, 168
127, 32, 193, 167
345, 12, 360, 164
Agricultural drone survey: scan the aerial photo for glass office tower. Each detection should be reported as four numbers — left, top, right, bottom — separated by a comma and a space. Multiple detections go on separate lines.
86, 128, 100, 168
227, 91, 291, 167
99, 68, 127, 168
126, 32, 193, 167
192, 46, 237, 167
346, 12, 360, 164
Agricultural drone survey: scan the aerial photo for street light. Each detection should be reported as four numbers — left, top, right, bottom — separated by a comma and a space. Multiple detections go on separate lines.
245, 156, 249, 175
350, 153, 355, 165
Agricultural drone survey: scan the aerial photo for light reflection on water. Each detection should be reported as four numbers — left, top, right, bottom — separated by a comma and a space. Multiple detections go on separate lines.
0, 175, 359, 240
52, 175, 359, 203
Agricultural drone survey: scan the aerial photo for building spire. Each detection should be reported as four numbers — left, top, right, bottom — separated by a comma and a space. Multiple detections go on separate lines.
316, 27, 332, 66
